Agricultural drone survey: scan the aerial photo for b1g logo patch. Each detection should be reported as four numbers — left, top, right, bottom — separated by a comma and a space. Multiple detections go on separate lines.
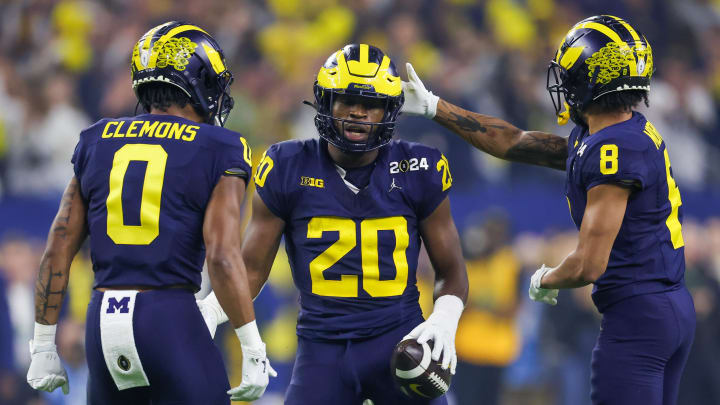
300, 176, 324, 188
389, 158, 429, 174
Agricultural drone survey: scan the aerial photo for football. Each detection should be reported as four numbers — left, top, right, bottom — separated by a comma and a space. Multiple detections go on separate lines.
390, 339, 452, 399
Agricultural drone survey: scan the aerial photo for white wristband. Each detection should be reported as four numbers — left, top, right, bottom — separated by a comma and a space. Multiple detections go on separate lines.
235, 320, 263, 348
426, 92, 440, 119
33, 322, 57, 348
431, 295, 464, 321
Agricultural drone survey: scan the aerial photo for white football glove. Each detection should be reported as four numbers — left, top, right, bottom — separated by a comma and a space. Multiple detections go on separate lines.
228, 342, 277, 401
227, 320, 277, 402
401, 62, 440, 119
403, 295, 464, 374
197, 291, 229, 339
27, 323, 69, 395
529, 264, 559, 305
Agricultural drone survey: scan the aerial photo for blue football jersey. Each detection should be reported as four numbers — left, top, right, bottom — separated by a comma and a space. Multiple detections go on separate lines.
72, 114, 252, 290
254, 139, 452, 340
565, 112, 685, 311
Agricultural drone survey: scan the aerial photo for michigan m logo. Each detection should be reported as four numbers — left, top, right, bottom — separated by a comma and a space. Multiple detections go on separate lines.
107, 297, 131, 314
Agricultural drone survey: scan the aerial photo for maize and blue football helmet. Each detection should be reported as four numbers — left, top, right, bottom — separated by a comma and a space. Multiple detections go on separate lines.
547, 15, 653, 126
313, 44, 404, 152
131, 21, 234, 126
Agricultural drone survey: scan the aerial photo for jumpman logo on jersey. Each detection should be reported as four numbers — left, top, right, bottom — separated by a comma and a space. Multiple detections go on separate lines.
389, 178, 402, 192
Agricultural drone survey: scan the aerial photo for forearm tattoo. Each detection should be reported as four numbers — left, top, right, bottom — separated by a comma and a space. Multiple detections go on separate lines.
34, 256, 67, 325
506, 132, 568, 171
435, 102, 509, 152
435, 100, 568, 171
34, 179, 79, 325
445, 111, 507, 137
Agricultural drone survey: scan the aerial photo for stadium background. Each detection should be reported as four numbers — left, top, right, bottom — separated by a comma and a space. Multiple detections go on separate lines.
1, 0, 719, 404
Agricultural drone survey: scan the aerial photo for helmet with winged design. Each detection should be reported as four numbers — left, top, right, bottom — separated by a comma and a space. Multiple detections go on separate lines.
547, 15, 653, 126
131, 21, 234, 126
313, 44, 404, 152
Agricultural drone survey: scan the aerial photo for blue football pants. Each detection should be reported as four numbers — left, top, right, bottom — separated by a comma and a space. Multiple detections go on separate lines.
285, 316, 449, 405
85, 289, 230, 405
590, 287, 695, 405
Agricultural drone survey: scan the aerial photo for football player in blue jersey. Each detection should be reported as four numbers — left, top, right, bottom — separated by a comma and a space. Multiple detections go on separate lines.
198, 44, 469, 404
26, 22, 275, 404
401, 15, 695, 405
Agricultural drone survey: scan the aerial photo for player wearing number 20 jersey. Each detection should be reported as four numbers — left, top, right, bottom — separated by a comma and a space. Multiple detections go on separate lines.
235, 44, 468, 405
255, 138, 451, 340
254, 138, 455, 403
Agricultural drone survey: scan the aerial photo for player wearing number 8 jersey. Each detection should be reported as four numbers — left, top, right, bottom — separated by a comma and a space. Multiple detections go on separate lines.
401, 15, 695, 405
27, 22, 275, 404
200, 44, 468, 404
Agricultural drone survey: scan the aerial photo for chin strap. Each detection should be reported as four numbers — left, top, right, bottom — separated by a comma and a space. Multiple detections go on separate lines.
557, 101, 571, 126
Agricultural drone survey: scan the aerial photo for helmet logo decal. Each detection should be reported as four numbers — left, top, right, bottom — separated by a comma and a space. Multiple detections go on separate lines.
202, 43, 226, 74
585, 43, 631, 84
585, 42, 652, 85
153, 37, 197, 71
348, 83, 375, 91
637, 57, 646, 75
140, 48, 150, 68
559, 45, 585, 69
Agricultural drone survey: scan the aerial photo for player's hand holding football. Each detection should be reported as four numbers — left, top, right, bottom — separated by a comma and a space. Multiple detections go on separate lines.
403, 295, 464, 374
228, 321, 277, 401
27, 323, 69, 394
400, 62, 439, 119
529, 264, 559, 305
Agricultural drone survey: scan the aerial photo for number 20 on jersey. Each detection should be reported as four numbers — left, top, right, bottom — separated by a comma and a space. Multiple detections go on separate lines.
308, 216, 409, 298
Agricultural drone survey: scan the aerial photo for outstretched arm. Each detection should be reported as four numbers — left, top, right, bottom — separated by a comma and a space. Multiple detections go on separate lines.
434, 100, 568, 170
402, 63, 568, 170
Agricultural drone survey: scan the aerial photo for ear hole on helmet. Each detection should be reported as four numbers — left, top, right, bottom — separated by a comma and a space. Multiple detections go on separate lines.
200, 66, 214, 91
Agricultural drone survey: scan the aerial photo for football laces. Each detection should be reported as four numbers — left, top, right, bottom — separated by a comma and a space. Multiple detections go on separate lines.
427, 372, 449, 393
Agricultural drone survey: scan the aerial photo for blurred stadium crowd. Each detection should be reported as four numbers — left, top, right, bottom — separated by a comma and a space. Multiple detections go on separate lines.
1, 0, 720, 404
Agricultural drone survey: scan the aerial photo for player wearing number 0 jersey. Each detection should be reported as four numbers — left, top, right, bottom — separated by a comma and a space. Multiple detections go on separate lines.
401, 15, 695, 405
72, 114, 249, 289
27, 22, 275, 404
200, 44, 468, 404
